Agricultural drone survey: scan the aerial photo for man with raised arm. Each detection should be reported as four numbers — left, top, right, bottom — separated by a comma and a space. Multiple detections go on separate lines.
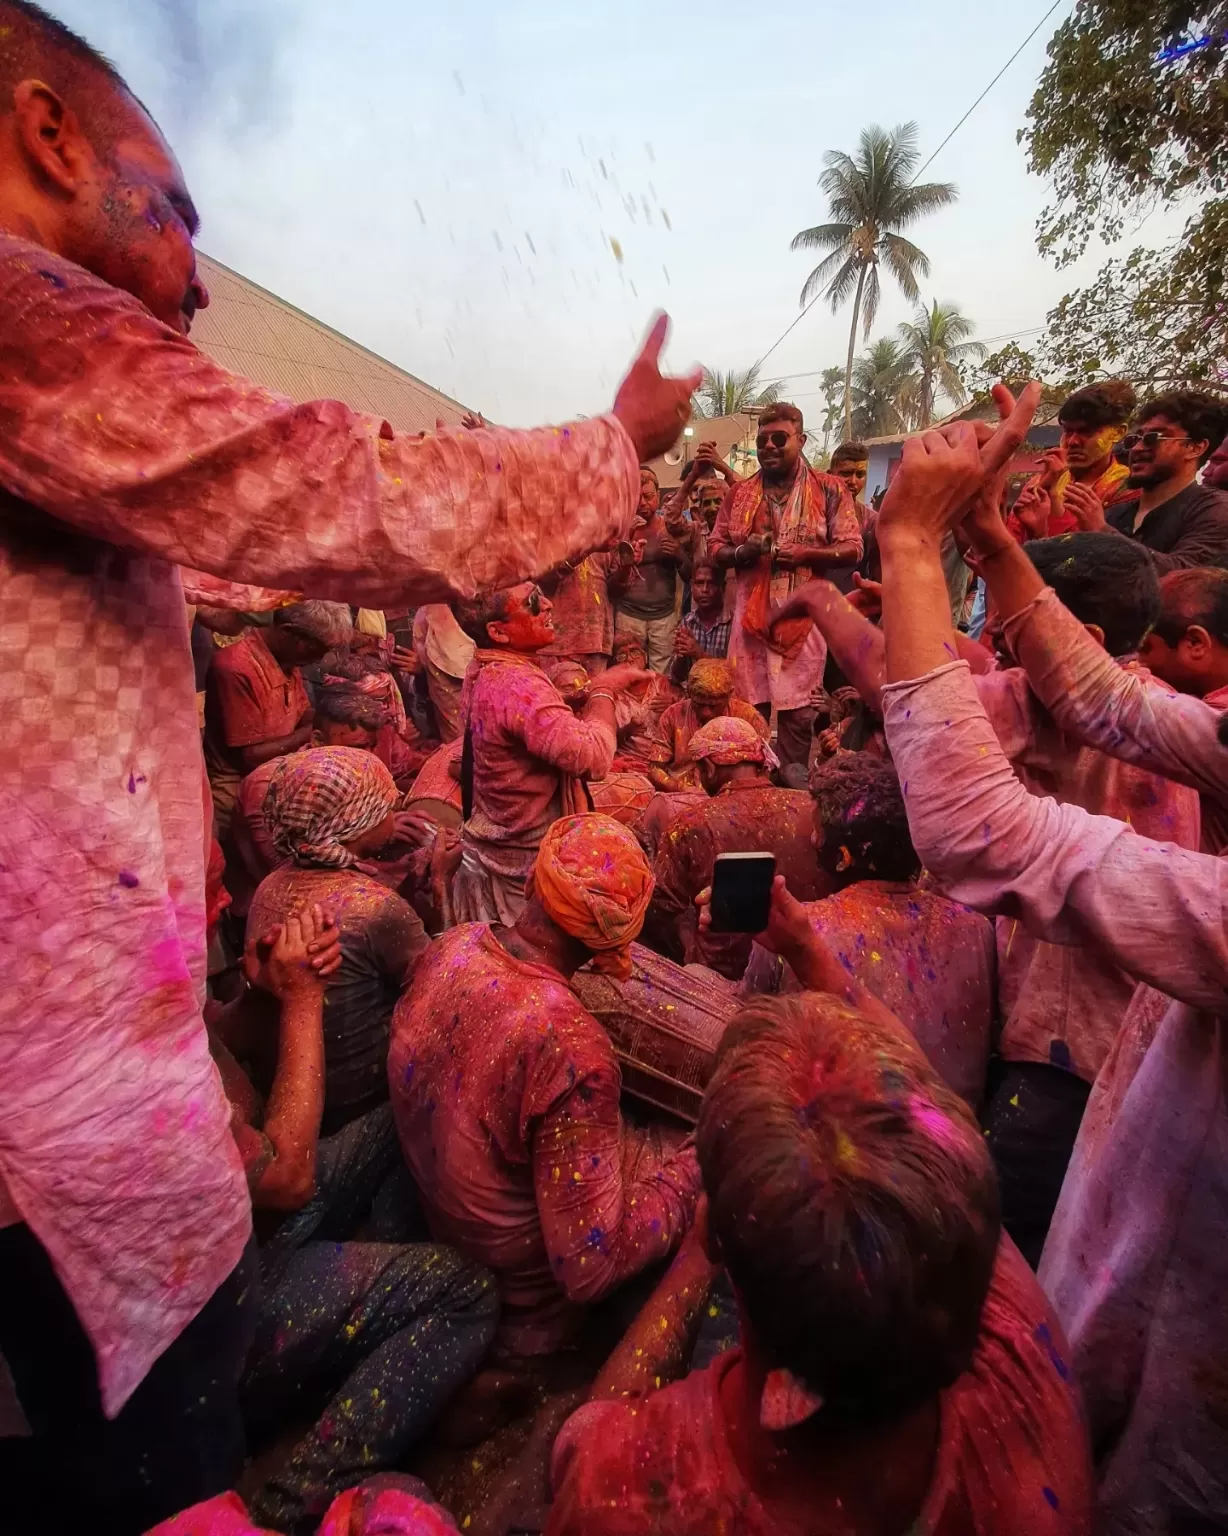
870, 385, 1228, 1534
0, 1, 700, 1522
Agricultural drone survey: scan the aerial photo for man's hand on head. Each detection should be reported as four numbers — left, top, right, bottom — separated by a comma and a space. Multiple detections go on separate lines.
613, 313, 704, 463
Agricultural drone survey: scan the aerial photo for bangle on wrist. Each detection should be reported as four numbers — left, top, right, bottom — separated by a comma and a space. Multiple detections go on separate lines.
588, 689, 618, 703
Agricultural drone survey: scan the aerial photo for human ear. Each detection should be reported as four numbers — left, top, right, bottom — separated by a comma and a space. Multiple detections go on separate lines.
12, 80, 95, 195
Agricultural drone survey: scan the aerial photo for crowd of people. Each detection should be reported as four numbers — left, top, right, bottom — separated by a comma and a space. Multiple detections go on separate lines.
4, 5, 1228, 1536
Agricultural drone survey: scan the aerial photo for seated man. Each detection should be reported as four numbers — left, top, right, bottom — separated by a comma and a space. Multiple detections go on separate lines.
209, 907, 496, 1535
245, 747, 430, 1135
651, 656, 768, 792
229, 685, 389, 909
741, 753, 995, 1107
778, 532, 1199, 1264
452, 584, 649, 923
390, 813, 702, 1359
643, 716, 831, 978
205, 601, 353, 838
548, 973, 1091, 1534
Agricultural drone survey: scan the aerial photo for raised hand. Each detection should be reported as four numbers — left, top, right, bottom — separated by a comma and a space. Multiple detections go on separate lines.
848, 572, 883, 617
875, 422, 987, 541
612, 313, 704, 463
244, 904, 341, 998
959, 383, 1045, 554
1011, 480, 1053, 540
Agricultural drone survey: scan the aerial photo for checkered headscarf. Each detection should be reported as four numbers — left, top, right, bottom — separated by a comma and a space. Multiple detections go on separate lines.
264, 747, 399, 869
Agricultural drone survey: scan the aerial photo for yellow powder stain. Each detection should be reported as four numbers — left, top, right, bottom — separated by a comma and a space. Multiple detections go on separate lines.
834, 1129, 857, 1167
870, 950, 882, 963
1009, 1094, 1020, 1107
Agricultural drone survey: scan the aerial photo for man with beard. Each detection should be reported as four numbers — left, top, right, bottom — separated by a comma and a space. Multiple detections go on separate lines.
1067, 390, 1228, 569
709, 405, 860, 768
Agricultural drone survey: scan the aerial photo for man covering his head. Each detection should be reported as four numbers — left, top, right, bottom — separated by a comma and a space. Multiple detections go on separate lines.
390, 812, 701, 1355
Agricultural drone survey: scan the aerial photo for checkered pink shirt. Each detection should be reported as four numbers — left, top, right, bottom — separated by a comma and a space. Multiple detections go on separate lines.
0, 232, 638, 1416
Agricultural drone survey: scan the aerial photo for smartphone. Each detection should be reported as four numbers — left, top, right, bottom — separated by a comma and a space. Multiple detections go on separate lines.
709, 852, 777, 933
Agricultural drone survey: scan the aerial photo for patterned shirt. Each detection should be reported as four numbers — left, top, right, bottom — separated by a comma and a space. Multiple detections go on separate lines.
0, 231, 638, 1414
676, 608, 732, 659
389, 924, 701, 1354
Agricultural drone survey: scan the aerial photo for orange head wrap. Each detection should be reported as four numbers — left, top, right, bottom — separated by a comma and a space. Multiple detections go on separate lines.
531, 813, 655, 980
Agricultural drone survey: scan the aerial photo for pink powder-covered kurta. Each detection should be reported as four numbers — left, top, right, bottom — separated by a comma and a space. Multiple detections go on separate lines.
971, 660, 1199, 1082
882, 655, 1228, 1534
388, 925, 701, 1355
740, 879, 995, 1107
548, 1240, 1092, 1536
0, 233, 638, 1414
454, 653, 617, 923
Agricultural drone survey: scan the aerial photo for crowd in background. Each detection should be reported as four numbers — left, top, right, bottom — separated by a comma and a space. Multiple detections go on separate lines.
5, 5, 1228, 1536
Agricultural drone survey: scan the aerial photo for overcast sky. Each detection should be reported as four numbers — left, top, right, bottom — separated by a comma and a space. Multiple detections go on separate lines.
57, 0, 1183, 424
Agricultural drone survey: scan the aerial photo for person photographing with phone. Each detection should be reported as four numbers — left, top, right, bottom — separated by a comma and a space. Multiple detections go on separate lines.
709, 405, 861, 770
642, 715, 831, 978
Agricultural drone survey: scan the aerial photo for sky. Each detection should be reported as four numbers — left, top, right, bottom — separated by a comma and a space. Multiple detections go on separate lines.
57, 0, 1184, 425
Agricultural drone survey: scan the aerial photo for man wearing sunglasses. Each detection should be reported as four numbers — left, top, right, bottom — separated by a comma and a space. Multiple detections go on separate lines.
1067, 390, 1228, 572
709, 404, 861, 769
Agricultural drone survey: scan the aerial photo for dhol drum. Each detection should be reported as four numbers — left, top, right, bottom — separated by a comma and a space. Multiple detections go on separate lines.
572, 941, 739, 1125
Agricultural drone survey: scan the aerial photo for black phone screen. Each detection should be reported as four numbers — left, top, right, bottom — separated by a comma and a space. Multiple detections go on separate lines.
709, 852, 777, 933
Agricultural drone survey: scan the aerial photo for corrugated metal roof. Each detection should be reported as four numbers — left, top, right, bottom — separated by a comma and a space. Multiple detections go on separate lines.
191, 253, 474, 431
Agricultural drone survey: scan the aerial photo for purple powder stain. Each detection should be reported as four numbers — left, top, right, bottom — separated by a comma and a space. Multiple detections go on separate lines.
118, 869, 140, 888
1042, 1488, 1059, 1510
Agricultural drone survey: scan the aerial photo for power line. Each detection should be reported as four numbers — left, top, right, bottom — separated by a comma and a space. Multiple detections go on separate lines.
753, 0, 1068, 372
771, 326, 1045, 383
910, 0, 1066, 184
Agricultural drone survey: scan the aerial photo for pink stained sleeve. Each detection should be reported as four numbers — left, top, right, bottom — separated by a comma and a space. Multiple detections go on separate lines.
882, 660, 1228, 1014
971, 666, 1046, 766
1004, 586, 1228, 804
530, 1033, 701, 1306
514, 676, 617, 780
0, 243, 639, 605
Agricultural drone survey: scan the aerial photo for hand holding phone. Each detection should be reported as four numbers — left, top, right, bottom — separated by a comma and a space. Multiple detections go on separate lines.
708, 852, 777, 933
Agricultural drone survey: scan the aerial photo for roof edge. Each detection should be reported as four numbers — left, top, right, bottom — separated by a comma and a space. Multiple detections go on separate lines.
197, 250, 475, 416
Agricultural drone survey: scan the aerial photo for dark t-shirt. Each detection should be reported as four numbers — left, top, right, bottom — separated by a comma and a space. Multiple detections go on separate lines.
248, 865, 429, 1134
1105, 481, 1228, 572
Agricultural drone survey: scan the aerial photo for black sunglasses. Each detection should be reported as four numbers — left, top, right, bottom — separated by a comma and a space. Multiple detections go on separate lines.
1122, 431, 1195, 452
757, 430, 792, 450
525, 587, 544, 616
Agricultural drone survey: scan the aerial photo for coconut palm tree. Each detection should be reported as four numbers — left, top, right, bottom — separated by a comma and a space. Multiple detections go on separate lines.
896, 300, 986, 426
791, 123, 957, 436
818, 365, 845, 451
849, 338, 917, 439
694, 364, 783, 418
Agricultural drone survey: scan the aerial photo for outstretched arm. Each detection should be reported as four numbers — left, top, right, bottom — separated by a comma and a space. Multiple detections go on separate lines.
0, 251, 700, 603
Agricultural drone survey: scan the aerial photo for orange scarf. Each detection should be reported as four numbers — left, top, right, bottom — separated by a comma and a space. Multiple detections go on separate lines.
726, 467, 833, 663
